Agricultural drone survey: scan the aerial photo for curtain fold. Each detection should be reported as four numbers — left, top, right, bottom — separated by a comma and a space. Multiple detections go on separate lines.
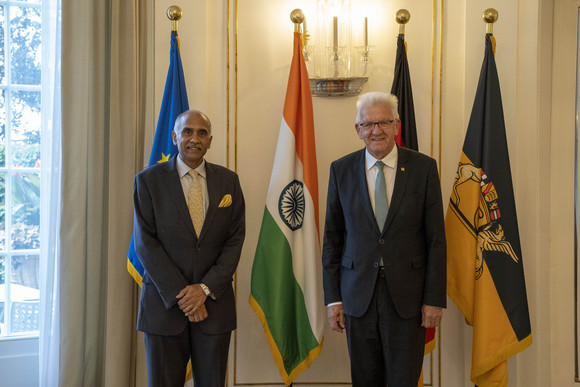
39, 0, 62, 384
43, 0, 153, 385
105, 0, 154, 385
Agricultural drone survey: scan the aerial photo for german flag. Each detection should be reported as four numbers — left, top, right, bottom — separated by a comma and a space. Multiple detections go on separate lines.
390, 33, 418, 151
446, 34, 532, 386
390, 32, 433, 387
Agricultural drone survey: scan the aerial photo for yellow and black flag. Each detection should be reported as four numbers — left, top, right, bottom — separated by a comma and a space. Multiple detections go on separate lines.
446, 34, 532, 387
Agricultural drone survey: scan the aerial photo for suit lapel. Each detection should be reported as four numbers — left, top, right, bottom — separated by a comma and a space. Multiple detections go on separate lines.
354, 150, 379, 232
200, 162, 221, 242
384, 146, 409, 233
162, 157, 197, 237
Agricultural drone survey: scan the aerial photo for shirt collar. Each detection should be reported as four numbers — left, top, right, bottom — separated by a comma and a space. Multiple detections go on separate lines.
176, 156, 206, 179
365, 145, 398, 171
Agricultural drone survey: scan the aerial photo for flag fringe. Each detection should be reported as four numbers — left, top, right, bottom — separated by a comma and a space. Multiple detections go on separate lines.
471, 334, 532, 381
127, 260, 143, 287
248, 294, 323, 386
448, 275, 532, 383
447, 279, 474, 326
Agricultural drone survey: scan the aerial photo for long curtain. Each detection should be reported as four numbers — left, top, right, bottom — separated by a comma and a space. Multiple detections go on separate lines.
40, 0, 154, 385
39, 0, 62, 383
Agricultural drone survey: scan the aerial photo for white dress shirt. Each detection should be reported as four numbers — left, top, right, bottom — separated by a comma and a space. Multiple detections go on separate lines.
365, 146, 398, 213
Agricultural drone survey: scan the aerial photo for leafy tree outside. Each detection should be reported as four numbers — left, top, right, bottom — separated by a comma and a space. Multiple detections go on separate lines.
1, 1, 43, 332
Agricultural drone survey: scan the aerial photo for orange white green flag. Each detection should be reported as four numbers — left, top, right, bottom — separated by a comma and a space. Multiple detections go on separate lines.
249, 31, 324, 385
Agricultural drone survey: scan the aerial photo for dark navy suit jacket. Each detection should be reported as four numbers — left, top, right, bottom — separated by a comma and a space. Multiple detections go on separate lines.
322, 146, 446, 319
133, 156, 245, 336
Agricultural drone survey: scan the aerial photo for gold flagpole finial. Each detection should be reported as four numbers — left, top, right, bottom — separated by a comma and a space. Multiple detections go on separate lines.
290, 9, 305, 34
167, 6, 183, 32
395, 9, 410, 35
482, 8, 498, 34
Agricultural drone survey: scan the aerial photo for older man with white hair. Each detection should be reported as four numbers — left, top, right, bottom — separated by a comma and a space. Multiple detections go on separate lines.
322, 92, 447, 386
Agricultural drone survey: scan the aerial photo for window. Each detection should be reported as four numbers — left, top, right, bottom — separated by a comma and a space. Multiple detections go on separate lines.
0, 0, 42, 339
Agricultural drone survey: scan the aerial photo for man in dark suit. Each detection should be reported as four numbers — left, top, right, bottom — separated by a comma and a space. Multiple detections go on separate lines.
133, 110, 245, 387
322, 92, 446, 386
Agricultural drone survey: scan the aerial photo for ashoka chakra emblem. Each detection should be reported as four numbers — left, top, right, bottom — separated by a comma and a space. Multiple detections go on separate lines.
278, 180, 305, 231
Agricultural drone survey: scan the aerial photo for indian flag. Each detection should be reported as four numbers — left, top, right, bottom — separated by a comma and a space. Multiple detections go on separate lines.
249, 31, 324, 386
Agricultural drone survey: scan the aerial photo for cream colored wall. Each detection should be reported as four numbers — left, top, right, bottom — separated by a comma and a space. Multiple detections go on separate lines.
151, 0, 231, 169
550, 0, 579, 386
149, 0, 576, 385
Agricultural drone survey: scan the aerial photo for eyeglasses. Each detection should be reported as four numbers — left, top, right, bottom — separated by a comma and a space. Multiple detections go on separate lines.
358, 120, 396, 130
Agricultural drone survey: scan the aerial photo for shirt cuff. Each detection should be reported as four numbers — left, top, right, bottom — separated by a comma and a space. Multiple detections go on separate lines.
327, 301, 343, 307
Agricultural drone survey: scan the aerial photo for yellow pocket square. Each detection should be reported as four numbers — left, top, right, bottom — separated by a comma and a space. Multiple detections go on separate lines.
218, 194, 232, 208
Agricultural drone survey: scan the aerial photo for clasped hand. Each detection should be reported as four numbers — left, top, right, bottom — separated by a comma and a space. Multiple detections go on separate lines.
176, 284, 208, 322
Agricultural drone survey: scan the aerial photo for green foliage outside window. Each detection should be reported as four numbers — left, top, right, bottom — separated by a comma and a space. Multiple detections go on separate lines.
0, 1, 43, 297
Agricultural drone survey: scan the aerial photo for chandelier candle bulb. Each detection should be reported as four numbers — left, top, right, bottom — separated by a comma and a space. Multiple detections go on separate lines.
333, 16, 338, 52
364, 17, 368, 48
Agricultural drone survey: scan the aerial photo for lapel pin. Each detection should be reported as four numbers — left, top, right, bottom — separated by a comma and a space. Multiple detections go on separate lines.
401, 167, 406, 172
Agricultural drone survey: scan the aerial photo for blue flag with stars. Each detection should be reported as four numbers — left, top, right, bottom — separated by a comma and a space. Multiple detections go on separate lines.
127, 31, 189, 285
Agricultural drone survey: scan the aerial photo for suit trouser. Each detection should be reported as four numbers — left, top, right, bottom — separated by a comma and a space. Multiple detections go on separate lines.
144, 322, 231, 387
345, 270, 425, 387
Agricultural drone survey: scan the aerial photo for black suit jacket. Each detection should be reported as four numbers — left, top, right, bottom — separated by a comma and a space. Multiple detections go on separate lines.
322, 147, 446, 318
133, 156, 245, 336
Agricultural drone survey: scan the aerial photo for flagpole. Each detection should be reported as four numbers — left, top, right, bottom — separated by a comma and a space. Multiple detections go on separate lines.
395, 9, 410, 35
287, 15, 303, 387
249, 9, 322, 386
474, 13, 499, 387
167, 5, 182, 32
482, 8, 498, 34
289, 13, 301, 387
476, 11, 499, 387
447, 7, 531, 386
290, 8, 305, 35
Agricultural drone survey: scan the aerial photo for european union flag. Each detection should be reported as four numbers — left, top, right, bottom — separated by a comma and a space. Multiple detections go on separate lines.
127, 31, 189, 285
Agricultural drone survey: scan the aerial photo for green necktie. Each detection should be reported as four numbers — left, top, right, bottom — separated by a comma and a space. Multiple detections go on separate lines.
374, 160, 388, 232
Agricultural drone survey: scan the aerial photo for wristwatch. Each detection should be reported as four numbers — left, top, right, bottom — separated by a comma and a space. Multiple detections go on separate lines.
199, 283, 211, 296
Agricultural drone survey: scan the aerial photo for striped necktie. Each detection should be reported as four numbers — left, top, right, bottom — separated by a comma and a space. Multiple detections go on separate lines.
187, 170, 204, 237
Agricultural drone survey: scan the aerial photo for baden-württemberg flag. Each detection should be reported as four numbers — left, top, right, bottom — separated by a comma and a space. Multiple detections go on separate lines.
249, 31, 324, 386
445, 34, 532, 387
127, 31, 189, 286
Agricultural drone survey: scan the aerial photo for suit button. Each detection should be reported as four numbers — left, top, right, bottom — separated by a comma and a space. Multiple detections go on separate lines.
379, 239, 384, 244
374, 262, 379, 268
196, 247, 201, 251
